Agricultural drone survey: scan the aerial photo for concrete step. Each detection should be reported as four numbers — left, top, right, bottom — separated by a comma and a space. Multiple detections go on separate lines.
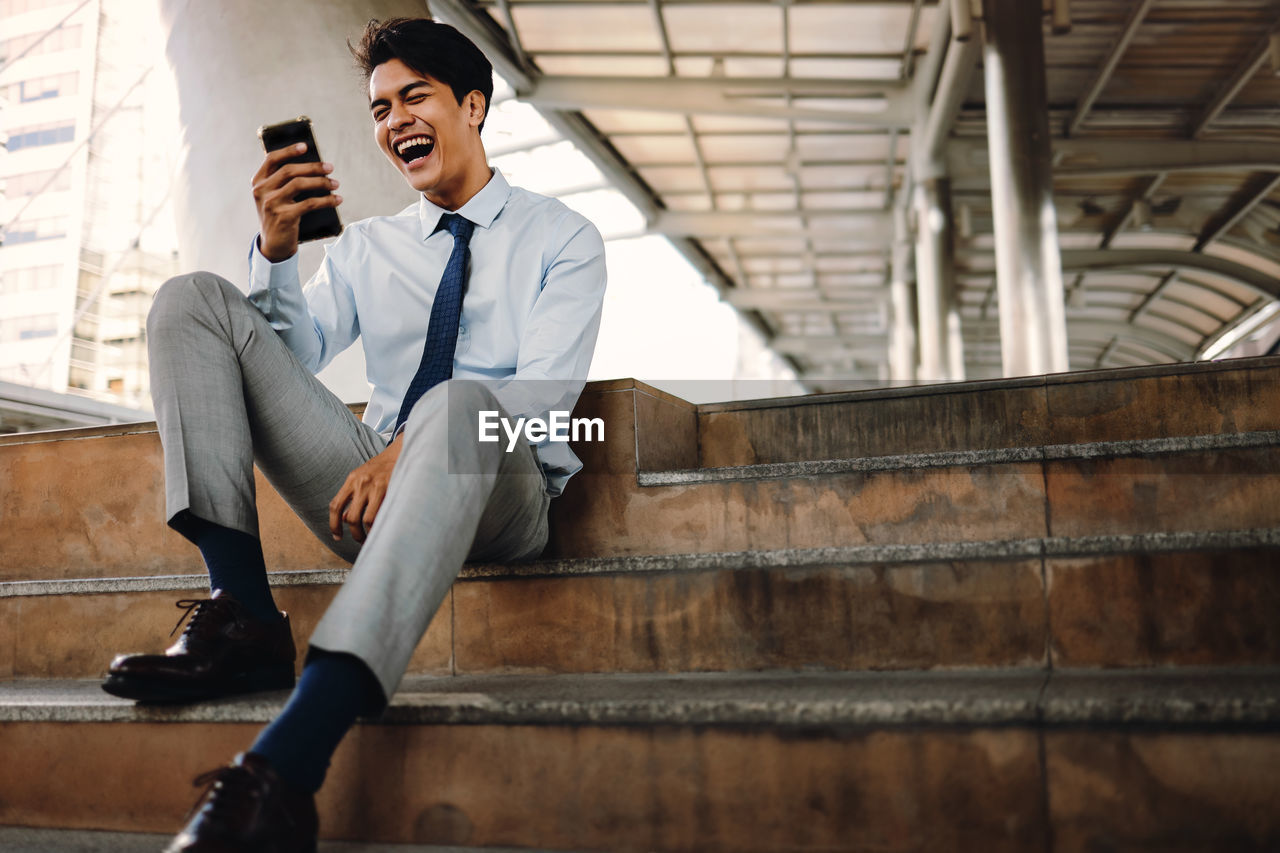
1, 669, 1277, 851
3, 529, 1278, 681
695, 355, 1280, 467
549, 427, 1280, 558
7, 395, 1280, 581
0, 379, 695, 582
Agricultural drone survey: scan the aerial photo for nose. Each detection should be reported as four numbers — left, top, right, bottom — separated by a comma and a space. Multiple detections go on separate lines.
387, 100, 413, 132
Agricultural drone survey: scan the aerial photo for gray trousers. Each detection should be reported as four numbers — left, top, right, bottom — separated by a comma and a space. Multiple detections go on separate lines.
147, 271, 550, 700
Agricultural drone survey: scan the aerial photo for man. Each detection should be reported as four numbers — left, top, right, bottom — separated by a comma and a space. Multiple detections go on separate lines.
101, 18, 607, 851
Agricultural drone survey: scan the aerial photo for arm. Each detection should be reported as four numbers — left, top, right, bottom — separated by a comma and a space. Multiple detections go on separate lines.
246, 144, 357, 372
489, 212, 608, 423
246, 237, 359, 373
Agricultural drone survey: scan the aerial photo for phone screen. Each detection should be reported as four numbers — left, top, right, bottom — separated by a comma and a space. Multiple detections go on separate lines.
258, 117, 342, 242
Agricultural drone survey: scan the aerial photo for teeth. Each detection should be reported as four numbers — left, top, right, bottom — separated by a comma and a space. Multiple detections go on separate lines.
395, 136, 432, 155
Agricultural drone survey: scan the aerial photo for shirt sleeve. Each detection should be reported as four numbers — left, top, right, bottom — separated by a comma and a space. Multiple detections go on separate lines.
488, 210, 608, 424
246, 235, 360, 373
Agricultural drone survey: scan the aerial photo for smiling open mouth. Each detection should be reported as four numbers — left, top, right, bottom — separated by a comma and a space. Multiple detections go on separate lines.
394, 134, 435, 163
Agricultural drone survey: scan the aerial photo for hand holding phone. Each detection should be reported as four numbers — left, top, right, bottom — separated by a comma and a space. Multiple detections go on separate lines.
253, 117, 343, 262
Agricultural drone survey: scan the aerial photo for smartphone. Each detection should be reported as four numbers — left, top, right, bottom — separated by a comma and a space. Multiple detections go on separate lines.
257, 116, 342, 243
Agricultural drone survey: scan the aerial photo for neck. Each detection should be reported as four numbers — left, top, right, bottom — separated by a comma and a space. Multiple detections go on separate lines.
426, 149, 492, 211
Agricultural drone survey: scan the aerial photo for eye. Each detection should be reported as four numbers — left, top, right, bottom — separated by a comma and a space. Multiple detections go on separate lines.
372, 107, 388, 122
407, 93, 427, 104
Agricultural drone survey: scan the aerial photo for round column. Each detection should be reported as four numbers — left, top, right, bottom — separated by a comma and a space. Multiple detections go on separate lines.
981, 0, 1069, 377
157, 0, 428, 399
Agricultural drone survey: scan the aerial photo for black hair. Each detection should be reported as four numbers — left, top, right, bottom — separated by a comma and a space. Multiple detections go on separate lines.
350, 18, 494, 133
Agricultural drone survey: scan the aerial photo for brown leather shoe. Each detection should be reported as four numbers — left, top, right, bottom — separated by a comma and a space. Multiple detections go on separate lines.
166, 752, 318, 853
102, 590, 296, 703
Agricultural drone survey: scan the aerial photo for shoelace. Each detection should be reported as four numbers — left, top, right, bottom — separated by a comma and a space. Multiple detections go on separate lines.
185, 765, 260, 827
169, 597, 242, 639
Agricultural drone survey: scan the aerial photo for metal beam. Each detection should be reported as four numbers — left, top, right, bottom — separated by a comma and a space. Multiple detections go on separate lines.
649, 209, 893, 240
769, 336, 892, 358
900, 0, 926, 80
1196, 173, 1280, 250
724, 292, 881, 312
965, 319, 1196, 362
1059, 249, 1280, 300
522, 75, 913, 127
773, 317, 1194, 366
1119, 174, 1280, 327
1189, 13, 1280, 138
1065, 0, 1155, 137
920, 32, 981, 168
948, 138, 1280, 182
1102, 172, 1167, 249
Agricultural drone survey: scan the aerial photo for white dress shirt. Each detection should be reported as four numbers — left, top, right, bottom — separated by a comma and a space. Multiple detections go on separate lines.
246, 168, 607, 496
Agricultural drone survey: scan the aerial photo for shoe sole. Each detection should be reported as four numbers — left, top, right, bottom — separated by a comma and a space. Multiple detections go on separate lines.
101, 663, 296, 704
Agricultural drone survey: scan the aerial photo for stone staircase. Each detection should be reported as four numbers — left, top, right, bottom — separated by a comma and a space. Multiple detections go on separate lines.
1, 357, 1279, 851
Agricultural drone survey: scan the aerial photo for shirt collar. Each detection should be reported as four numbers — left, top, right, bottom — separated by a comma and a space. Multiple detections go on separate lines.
417, 167, 511, 240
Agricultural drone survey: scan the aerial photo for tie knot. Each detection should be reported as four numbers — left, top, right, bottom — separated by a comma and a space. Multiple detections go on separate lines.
440, 213, 474, 244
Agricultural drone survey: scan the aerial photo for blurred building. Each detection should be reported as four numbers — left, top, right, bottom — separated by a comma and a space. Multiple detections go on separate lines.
0, 0, 176, 416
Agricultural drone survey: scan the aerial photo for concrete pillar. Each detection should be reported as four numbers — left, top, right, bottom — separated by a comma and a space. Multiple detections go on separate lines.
912, 177, 961, 382
157, 0, 427, 400
888, 203, 918, 383
981, 0, 1069, 377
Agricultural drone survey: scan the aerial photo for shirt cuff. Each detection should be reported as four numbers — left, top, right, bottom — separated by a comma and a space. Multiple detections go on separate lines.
247, 235, 300, 297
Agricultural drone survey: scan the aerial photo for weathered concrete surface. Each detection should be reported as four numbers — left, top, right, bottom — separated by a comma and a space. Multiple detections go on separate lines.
1044, 447, 1280, 538
10, 362, 1280, 580
0, 381, 687, 581
1048, 549, 1280, 667
5, 531, 1279, 679
4, 669, 1279, 849
4, 666, 1279, 727
0, 584, 451, 680
1046, 731, 1280, 851
452, 558, 1048, 674
0, 716, 1047, 851
549, 462, 1048, 558
699, 356, 1280, 467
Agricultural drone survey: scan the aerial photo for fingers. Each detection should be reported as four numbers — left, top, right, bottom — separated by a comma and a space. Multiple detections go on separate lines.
264, 177, 340, 214
344, 493, 369, 544
329, 480, 353, 540
362, 489, 385, 536
329, 473, 385, 544
253, 143, 327, 183
345, 480, 389, 544
255, 167, 335, 205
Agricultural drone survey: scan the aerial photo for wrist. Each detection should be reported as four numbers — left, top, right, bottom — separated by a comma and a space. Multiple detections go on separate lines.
257, 234, 296, 264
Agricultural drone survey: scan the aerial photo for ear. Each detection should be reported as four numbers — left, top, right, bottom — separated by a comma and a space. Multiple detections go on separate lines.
465, 90, 486, 130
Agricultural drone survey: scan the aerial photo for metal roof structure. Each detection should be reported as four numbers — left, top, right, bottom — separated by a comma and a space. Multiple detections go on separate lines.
431, 0, 1280, 390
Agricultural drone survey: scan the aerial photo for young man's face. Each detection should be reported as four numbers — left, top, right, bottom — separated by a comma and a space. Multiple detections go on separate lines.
369, 58, 485, 207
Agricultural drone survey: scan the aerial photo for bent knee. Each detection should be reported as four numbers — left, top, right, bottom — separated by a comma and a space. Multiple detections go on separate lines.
148, 271, 241, 333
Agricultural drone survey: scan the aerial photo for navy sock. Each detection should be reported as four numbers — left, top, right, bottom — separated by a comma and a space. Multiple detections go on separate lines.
250, 651, 383, 793
189, 518, 280, 624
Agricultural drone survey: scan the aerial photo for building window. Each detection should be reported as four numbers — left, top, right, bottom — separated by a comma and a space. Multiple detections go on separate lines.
5, 121, 76, 152
0, 23, 81, 63
0, 265, 63, 293
0, 0, 78, 15
3, 216, 68, 245
3, 169, 72, 197
0, 314, 59, 342
6, 71, 78, 103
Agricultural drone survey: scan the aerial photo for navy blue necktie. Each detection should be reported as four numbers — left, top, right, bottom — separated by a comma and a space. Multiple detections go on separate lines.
394, 213, 475, 433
